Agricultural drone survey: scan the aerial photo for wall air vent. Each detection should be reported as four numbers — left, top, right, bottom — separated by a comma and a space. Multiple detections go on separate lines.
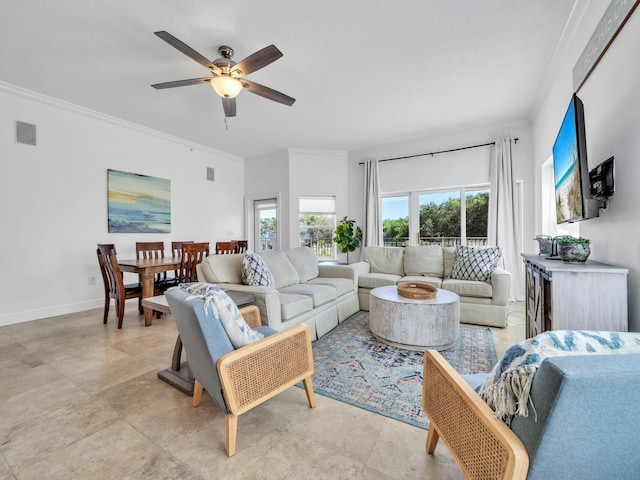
207, 167, 215, 182
16, 121, 36, 146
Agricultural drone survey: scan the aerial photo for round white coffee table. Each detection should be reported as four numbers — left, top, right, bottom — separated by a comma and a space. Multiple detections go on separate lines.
369, 285, 460, 351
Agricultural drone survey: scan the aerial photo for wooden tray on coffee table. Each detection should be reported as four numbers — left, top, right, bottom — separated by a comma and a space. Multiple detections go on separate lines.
397, 282, 437, 300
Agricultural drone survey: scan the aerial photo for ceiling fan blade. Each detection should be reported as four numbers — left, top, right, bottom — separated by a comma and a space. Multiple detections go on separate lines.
222, 97, 237, 117
241, 79, 295, 106
154, 31, 221, 74
151, 77, 212, 89
232, 45, 283, 76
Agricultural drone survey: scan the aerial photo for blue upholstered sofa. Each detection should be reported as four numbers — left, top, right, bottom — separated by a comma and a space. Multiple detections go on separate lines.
423, 350, 640, 479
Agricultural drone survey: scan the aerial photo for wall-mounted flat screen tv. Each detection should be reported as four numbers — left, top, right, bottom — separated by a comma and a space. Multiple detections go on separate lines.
553, 94, 600, 223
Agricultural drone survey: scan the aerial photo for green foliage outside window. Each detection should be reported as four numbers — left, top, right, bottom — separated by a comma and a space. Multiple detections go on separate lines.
382, 192, 489, 241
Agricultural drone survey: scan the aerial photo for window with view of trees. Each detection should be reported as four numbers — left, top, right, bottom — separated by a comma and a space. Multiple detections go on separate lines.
299, 197, 335, 259
382, 187, 489, 246
256, 199, 278, 252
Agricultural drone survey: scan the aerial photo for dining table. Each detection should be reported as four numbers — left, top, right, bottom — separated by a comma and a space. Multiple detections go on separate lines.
118, 256, 182, 326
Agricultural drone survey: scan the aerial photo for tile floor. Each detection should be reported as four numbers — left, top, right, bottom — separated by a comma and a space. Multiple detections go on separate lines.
0, 302, 525, 480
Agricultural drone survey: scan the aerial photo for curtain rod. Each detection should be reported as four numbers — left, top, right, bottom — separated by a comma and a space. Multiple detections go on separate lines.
358, 138, 519, 164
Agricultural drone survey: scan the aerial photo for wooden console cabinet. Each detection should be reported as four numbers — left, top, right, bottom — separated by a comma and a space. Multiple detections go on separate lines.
522, 254, 628, 338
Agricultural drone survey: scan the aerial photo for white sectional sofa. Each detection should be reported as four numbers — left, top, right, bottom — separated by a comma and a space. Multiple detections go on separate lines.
196, 246, 360, 340
351, 246, 511, 327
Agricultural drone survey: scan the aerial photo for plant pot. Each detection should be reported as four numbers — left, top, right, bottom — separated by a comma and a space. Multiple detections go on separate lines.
557, 243, 591, 263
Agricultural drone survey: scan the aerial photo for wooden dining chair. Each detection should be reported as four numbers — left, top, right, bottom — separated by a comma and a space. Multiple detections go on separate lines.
215, 241, 238, 255
234, 240, 248, 254
171, 241, 194, 277
96, 244, 143, 329
176, 242, 210, 283
136, 241, 170, 293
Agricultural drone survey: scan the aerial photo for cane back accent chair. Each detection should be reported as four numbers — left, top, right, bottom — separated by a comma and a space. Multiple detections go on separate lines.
422, 350, 528, 480
165, 287, 316, 457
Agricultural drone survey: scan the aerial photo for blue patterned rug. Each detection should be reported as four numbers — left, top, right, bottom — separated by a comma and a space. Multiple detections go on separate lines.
305, 311, 497, 429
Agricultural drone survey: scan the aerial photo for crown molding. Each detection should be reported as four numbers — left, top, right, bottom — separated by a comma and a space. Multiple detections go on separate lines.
0, 81, 243, 163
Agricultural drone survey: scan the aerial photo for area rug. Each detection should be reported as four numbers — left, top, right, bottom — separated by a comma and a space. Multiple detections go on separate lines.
305, 311, 497, 429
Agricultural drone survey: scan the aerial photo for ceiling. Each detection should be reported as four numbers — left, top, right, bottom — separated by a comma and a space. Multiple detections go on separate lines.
1, 0, 576, 158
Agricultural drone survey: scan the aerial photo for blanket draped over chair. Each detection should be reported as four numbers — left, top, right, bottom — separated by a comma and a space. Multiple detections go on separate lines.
479, 330, 640, 424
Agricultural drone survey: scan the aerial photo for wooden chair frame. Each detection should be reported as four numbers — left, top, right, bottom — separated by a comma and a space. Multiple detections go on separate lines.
215, 241, 238, 255
234, 240, 248, 254
177, 242, 209, 283
422, 350, 529, 480
136, 241, 169, 293
96, 244, 142, 328
192, 306, 316, 457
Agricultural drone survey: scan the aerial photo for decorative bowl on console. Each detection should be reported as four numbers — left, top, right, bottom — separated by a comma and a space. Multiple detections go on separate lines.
556, 236, 591, 263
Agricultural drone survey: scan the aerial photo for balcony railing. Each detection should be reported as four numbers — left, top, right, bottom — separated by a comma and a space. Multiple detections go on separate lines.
302, 238, 334, 258
383, 237, 488, 247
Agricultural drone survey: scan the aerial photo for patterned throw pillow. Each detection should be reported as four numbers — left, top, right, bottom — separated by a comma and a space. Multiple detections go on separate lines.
181, 283, 264, 348
449, 246, 502, 282
242, 252, 276, 288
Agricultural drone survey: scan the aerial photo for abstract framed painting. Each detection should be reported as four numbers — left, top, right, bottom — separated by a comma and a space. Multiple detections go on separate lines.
107, 169, 171, 233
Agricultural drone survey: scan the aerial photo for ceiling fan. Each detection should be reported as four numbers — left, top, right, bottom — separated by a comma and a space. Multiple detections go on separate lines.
151, 31, 295, 118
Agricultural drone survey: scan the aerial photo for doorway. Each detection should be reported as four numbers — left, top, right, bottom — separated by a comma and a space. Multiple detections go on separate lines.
253, 198, 278, 252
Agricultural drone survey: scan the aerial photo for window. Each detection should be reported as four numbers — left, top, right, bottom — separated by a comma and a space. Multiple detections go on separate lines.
419, 191, 461, 246
299, 197, 335, 259
381, 194, 409, 246
255, 198, 278, 252
382, 186, 490, 247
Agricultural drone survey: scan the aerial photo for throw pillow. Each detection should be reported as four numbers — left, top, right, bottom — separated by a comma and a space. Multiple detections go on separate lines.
449, 246, 502, 282
242, 252, 276, 288
181, 283, 264, 348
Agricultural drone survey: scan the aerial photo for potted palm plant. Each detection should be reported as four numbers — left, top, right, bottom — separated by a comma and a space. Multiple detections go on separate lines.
555, 236, 591, 263
333, 216, 363, 264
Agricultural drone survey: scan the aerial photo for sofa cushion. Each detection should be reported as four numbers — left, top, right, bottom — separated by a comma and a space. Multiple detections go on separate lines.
260, 250, 300, 289
443, 247, 456, 279
279, 283, 337, 307
400, 275, 442, 289
450, 246, 502, 282
307, 277, 354, 297
286, 246, 319, 282
441, 278, 493, 298
198, 254, 244, 284
358, 272, 402, 289
279, 293, 313, 321
403, 245, 444, 277
362, 246, 405, 276
242, 252, 276, 288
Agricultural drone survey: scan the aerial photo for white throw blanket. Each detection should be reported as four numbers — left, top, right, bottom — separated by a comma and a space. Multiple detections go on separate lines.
478, 330, 640, 425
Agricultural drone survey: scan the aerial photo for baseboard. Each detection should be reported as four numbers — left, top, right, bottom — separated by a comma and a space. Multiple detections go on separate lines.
0, 299, 104, 327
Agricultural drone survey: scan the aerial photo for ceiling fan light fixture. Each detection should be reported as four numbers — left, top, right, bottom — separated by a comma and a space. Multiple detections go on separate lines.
210, 76, 243, 99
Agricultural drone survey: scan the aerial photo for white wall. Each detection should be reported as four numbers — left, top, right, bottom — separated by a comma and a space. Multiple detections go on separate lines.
531, 3, 640, 330
244, 149, 350, 256
0, 83, 245, 326
244, 150, 290, 250
288, 149, 349, 256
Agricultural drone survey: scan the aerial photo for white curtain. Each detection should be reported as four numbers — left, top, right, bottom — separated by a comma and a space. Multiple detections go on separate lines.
363, 159, 382, 246
488, 139, 524, 301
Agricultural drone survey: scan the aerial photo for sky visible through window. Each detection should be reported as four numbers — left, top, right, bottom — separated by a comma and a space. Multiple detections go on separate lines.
383, 192, 459, 220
